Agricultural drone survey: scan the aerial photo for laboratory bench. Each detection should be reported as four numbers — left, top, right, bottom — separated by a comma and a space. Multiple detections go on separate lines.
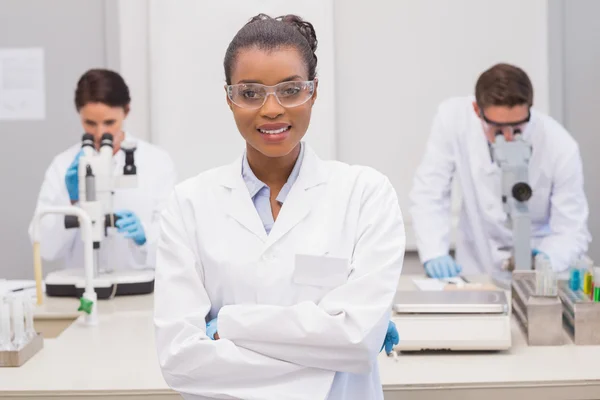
0, 276, 599, 400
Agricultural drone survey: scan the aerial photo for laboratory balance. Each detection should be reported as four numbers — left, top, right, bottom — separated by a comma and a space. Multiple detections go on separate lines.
392, 289, 512, 351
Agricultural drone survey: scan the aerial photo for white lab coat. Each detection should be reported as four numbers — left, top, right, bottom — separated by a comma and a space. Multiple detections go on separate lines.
154, 144, 405, 400
410, 96, 590, 276
28, 133, 177, 270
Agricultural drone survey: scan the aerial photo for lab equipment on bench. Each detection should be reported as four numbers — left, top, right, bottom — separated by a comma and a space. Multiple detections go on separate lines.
43, 133, 155, 299
512, 271, 563, 346
491, 129, 533, 274
0, 295, 44, 367
559, 259, 600, 345
32, 205, 98, 324
391, 290, 511, 352
534, 254, 557, 296
559, 280, 600, 345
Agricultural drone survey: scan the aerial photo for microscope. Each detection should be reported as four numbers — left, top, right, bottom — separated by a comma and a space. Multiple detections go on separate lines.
44, 133, 155, 299
491, 129, 533, 271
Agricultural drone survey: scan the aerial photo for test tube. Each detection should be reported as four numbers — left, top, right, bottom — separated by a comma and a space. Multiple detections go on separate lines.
535, 255, 546, 295
11, 295, 27, 350
594, 268, 600, 302
583, 271, 593, 295
535, 255, 556, 296
24, 297, 36, 340
0, 298, 11, 351
570, 267, 581, 292
546, 264, 557, 296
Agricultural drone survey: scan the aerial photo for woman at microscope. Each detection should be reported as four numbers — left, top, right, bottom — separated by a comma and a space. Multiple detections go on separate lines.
28, 69, 177, 274
410, 63, 590, 281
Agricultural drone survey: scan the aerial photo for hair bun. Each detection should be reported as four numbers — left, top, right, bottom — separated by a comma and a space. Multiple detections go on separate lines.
277, 15, 318, 54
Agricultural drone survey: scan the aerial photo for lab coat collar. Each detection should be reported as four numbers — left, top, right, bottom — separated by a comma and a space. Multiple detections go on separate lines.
221, 143, 327, 189
220, 143, 329, 245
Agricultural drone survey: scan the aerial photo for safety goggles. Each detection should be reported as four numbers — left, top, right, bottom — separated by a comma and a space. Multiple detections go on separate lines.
480, 107, 531, 136
226, 80, 315, 109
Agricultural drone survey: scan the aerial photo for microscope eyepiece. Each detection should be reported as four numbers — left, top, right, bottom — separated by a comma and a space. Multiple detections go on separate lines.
100, 133, 114, 148
81, 133, 95, 149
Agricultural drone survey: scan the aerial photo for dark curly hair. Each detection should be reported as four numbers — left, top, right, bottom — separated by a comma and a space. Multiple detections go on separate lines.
224, 13, 318, 84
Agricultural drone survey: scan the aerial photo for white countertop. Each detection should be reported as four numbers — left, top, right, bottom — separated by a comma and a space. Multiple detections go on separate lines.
1, 294, 174, 396
1, 277, 599, 399
381, 276, 600, 399
379, 317, 598, 386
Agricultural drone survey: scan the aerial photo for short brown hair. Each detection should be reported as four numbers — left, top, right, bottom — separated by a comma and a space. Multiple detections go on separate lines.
475, 63, 533, 108
74, 69, 131, 111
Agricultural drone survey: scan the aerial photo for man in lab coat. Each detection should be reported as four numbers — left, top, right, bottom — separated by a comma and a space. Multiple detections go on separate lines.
410, 63, 590, 280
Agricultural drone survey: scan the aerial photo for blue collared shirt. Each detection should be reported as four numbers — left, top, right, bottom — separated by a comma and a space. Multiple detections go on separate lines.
241, 143, 305, 234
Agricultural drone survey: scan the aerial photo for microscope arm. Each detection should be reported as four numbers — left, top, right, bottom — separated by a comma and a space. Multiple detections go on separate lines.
31, 206, 98, 325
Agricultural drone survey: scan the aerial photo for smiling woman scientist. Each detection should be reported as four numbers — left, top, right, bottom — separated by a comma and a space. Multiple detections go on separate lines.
154, 14, 404, 400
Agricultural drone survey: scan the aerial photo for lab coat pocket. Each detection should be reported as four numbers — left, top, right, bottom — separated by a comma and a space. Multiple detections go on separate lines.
292, 254, 350, 303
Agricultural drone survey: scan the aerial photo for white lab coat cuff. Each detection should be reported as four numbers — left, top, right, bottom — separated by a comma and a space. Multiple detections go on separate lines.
419, 248, 449, 264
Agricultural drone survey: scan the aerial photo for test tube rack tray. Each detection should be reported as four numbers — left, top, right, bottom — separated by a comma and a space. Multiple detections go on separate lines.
0, 333, 44, 367
511, 271, 564, 346
559, 282, 600, 345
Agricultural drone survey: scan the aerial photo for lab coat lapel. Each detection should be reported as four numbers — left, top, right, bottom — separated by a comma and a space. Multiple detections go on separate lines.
523, 115, 544, 188
265, 146, 328, 249
220, 157, 268, 243
469, 119, 501, 204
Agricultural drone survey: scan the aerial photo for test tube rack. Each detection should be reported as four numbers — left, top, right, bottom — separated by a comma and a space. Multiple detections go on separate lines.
512, 271, 564, 346
558, 282, 600, 345
0, 333, 44, 367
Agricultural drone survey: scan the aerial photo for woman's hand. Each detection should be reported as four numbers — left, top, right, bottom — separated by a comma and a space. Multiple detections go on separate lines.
206, 317, 219, 340
380, 321, 399, 355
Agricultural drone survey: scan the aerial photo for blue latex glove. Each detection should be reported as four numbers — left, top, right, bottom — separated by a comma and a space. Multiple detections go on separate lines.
65, 150, 83, 201
380, 321, 399, 355
206, 317, 218, 340
532, 249, 547, 258
114, 210, 147, 246
424, 255, 462, 278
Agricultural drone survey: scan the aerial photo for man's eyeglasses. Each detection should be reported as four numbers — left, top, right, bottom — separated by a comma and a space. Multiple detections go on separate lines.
479, 106, 531, 128
479, 105, 531, 136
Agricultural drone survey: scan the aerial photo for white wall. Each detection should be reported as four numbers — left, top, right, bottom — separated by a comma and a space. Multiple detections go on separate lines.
562, 0, 600, 263
333, 0, 550, 250
118, 0, 551, 250
147, 0, 336, 180
117, 0, 150, 141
